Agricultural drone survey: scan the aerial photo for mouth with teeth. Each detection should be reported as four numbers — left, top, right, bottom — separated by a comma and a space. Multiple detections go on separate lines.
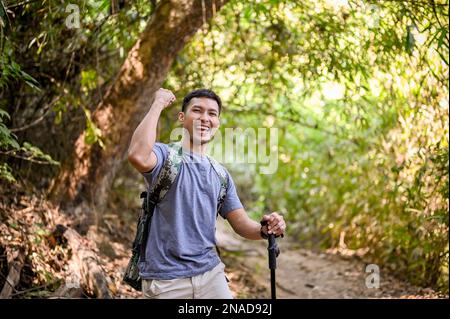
195, 125, 211, 134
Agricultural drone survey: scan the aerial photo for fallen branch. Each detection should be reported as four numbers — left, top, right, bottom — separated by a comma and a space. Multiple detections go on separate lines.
0, 249, 25, 298
11, 279, 61, 298
58, 225, 113, 298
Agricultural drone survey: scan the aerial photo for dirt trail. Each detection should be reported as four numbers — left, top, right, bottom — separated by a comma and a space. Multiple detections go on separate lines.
215, 219, 443, 299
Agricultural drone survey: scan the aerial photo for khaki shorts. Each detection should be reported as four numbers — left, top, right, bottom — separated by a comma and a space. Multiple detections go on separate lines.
142, 262, 233, 299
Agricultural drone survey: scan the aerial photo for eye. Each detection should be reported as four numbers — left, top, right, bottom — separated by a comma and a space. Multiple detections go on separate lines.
209, 112, 218, 117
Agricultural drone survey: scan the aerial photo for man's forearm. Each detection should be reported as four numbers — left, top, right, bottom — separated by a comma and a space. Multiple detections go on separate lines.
239, 220, 265, 240
227, 208, 286, 240
128, 101, 164, 159
227, 210, 264, 240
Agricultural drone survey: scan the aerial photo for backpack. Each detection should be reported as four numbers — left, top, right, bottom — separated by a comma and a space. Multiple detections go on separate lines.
123, 142, 229, 291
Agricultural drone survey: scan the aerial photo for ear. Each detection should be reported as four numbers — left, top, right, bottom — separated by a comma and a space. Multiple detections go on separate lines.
178, 111, 185, 123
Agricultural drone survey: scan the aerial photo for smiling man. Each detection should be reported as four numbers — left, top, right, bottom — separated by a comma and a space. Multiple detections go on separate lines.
127, 88, 286, 299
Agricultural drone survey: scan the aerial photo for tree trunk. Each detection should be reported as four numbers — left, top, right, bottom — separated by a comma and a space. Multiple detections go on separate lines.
50, 0, 229, 231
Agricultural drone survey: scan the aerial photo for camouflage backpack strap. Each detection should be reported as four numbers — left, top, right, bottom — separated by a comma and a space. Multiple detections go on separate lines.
147, 141, 183, 204
123, 142, 184, 291
206, 155, 229, 217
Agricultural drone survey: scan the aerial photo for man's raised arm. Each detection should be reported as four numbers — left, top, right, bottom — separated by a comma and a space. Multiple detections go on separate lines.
127, 88, 176, 173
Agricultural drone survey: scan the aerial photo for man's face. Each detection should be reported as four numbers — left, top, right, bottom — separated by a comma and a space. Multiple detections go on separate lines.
179, 97, 220, 145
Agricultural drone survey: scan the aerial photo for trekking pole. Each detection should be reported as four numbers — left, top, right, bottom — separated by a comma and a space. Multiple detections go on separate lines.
261, 220, 280, 299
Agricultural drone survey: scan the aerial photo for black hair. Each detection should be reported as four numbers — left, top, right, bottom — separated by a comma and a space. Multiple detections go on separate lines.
181, 89, 222, 114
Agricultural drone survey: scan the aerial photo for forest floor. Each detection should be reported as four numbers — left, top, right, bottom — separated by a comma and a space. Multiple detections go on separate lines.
0, 186, 446, 299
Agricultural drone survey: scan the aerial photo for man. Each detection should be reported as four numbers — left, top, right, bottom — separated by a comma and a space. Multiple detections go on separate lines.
127, 88, 286, 299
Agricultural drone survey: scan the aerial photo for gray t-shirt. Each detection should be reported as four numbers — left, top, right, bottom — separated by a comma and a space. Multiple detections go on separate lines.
138, 142, 244, 280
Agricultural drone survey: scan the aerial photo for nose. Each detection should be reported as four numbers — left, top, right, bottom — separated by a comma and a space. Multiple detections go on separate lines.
199, 111, 210, 122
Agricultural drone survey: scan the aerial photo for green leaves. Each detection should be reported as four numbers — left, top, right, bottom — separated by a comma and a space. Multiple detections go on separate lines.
167, 0, 449, 292
1, 106, 60, 182
0, 0, 9, 29
0, 59, 41, 91
405, 24, 417, 54
21, 142, 60, 166
83, 107, 105, 148
0, 0, 447, 293
0, 163, 15, 183
81, 69, 98, 93
0, 108, 18, 148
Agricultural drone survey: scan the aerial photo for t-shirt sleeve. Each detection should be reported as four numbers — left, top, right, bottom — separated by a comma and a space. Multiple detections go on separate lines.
219, 171, 244, 219
141, 142, 169, 188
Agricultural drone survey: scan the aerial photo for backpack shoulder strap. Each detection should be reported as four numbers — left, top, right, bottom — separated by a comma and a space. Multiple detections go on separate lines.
147, 142, 183, 205
207, 155, 229, 216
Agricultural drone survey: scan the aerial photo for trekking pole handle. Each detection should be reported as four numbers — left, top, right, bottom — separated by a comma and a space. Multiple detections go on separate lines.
268, 234, 278, 270
260, 220, 280, 270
